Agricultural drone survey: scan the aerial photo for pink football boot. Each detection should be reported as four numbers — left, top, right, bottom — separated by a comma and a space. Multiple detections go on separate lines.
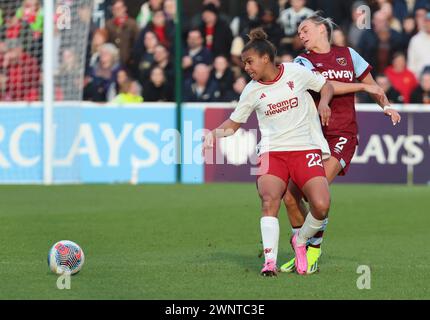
291, 233, 307, 275
260, 259, 278, 277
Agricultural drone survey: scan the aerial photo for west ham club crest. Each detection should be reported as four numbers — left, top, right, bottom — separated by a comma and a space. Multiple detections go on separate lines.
336, 57, 347, 66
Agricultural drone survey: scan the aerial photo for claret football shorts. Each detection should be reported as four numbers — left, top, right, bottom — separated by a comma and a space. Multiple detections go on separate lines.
325, 135, 358, 176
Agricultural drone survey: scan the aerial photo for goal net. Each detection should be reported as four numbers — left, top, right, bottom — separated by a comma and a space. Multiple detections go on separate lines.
0, 0, 93, 183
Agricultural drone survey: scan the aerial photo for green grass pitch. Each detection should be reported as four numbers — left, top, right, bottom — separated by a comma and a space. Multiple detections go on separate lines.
0, 183, 429, 299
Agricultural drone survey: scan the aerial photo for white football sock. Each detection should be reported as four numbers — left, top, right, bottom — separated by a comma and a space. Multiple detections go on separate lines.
291, 227, 300, 236
260, 216, 279, 262
297, 213, 325, 246
309, 217, 328, 247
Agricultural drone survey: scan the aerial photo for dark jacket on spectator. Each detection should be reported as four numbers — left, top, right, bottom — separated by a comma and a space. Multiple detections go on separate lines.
210, 68, 235, 102
183, 47, 214, 80
393, 0, 429, 22
410, 86, 430, 104
183, 78, 220, 102
143, 81, 173, 102
83, 63, 122, 102
199, 20, 233, 58
106, 16, 139, 67
357, 29, 404, 75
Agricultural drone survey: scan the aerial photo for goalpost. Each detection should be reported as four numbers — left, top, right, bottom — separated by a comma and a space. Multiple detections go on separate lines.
43, 0, 94, 184
43, 0, 54, 184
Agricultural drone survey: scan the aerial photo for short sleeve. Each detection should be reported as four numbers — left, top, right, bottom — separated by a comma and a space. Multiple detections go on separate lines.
348, 47, 372, 80
293, 55, 315, 71
299, 64, 326, 92
229, 87, 255, 123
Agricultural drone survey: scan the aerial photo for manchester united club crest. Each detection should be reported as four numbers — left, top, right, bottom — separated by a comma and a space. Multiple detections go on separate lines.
287, 81, 294, 90
336, 57, 347, 66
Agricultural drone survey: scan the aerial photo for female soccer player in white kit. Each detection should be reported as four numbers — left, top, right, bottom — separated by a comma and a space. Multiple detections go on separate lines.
203, 28, 334, 276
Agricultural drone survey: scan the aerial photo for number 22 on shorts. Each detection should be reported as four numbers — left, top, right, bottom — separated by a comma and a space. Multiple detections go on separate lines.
306, 153, 323, 167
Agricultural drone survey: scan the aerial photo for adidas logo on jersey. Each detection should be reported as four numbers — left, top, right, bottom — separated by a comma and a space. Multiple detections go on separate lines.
260, 93, 266, 99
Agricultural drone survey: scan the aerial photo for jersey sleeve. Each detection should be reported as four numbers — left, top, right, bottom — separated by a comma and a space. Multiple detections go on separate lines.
298, 64, 327, 92
229, 86, 255, 123
348, 47, 372, 80
293, 55, 316, 71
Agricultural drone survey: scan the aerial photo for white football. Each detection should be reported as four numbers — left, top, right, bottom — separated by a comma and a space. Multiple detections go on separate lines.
48, 240, 85, 275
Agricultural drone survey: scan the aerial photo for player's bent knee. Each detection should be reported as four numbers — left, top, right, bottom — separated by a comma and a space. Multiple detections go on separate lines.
311, 198, 330, 219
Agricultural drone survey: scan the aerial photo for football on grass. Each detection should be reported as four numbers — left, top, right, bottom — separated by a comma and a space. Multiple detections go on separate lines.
48, 240, 85, 275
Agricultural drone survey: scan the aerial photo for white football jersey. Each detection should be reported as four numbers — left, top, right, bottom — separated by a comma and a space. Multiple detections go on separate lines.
230, 62, 331, 158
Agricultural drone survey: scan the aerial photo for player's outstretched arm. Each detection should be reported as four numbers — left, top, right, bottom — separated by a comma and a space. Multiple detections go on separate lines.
360, 73, 401, 125
318, 81, 334, 126
328, 80, 385, 99
203, 119, 241, 149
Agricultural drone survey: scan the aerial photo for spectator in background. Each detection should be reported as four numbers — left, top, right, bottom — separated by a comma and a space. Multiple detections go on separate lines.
163, 0, 177, 23
84, 43, 122, 102
380, 2, 402, 33
225, 74, 248, 102
332, 28, 347, 46
276, 51, 294, 63
307, 0, 354, 30
88, 28, 108, 69
183, 63, 220, 102
278, 0, 314, 51
410, 70, 430, 103
105, 0, 139, 68
188, 0, 231, 31
230, 35, 245, 70
393, 0, 429, 23
199, 4, 233, 58
137, 0, 164, 30
152, 44, 174, 83
136, 10, 175, 50
347, 0, 367, 48
415, 7, 430, 31
357, 10, 404, 75
384, 52, 418, 103
376, 73, 403, 104
112, 79, 143, 104
401, 14, 418, 46
107, 69, 130, 101
0, 38, 40, 101
133, 31, 159, 87
142, 66, 173, 101
230, 0, 263, 39
182, 29, 213, 80
261, 7, 283, 49
56, 48, 82, 101
407, 12, 430, 78
210, 55, 234, 101
358, 73, 403, 103
15, 0, 43, 39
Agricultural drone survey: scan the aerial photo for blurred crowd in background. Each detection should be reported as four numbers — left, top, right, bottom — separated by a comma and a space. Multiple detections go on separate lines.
1, 0, 430, 104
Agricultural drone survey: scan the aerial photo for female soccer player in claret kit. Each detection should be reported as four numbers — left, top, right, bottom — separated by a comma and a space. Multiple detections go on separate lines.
279, 13, 402, 274
203, 28, 335, 276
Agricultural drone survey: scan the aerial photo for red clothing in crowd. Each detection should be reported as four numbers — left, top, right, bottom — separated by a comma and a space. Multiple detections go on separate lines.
384, 66, 418, 103
0, 50, 40, 101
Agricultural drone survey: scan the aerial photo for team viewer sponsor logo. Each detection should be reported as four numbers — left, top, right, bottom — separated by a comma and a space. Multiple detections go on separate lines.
265, 97, 299, 116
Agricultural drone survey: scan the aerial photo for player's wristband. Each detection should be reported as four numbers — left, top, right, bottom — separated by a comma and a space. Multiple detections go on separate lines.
383, 106, 391, 112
